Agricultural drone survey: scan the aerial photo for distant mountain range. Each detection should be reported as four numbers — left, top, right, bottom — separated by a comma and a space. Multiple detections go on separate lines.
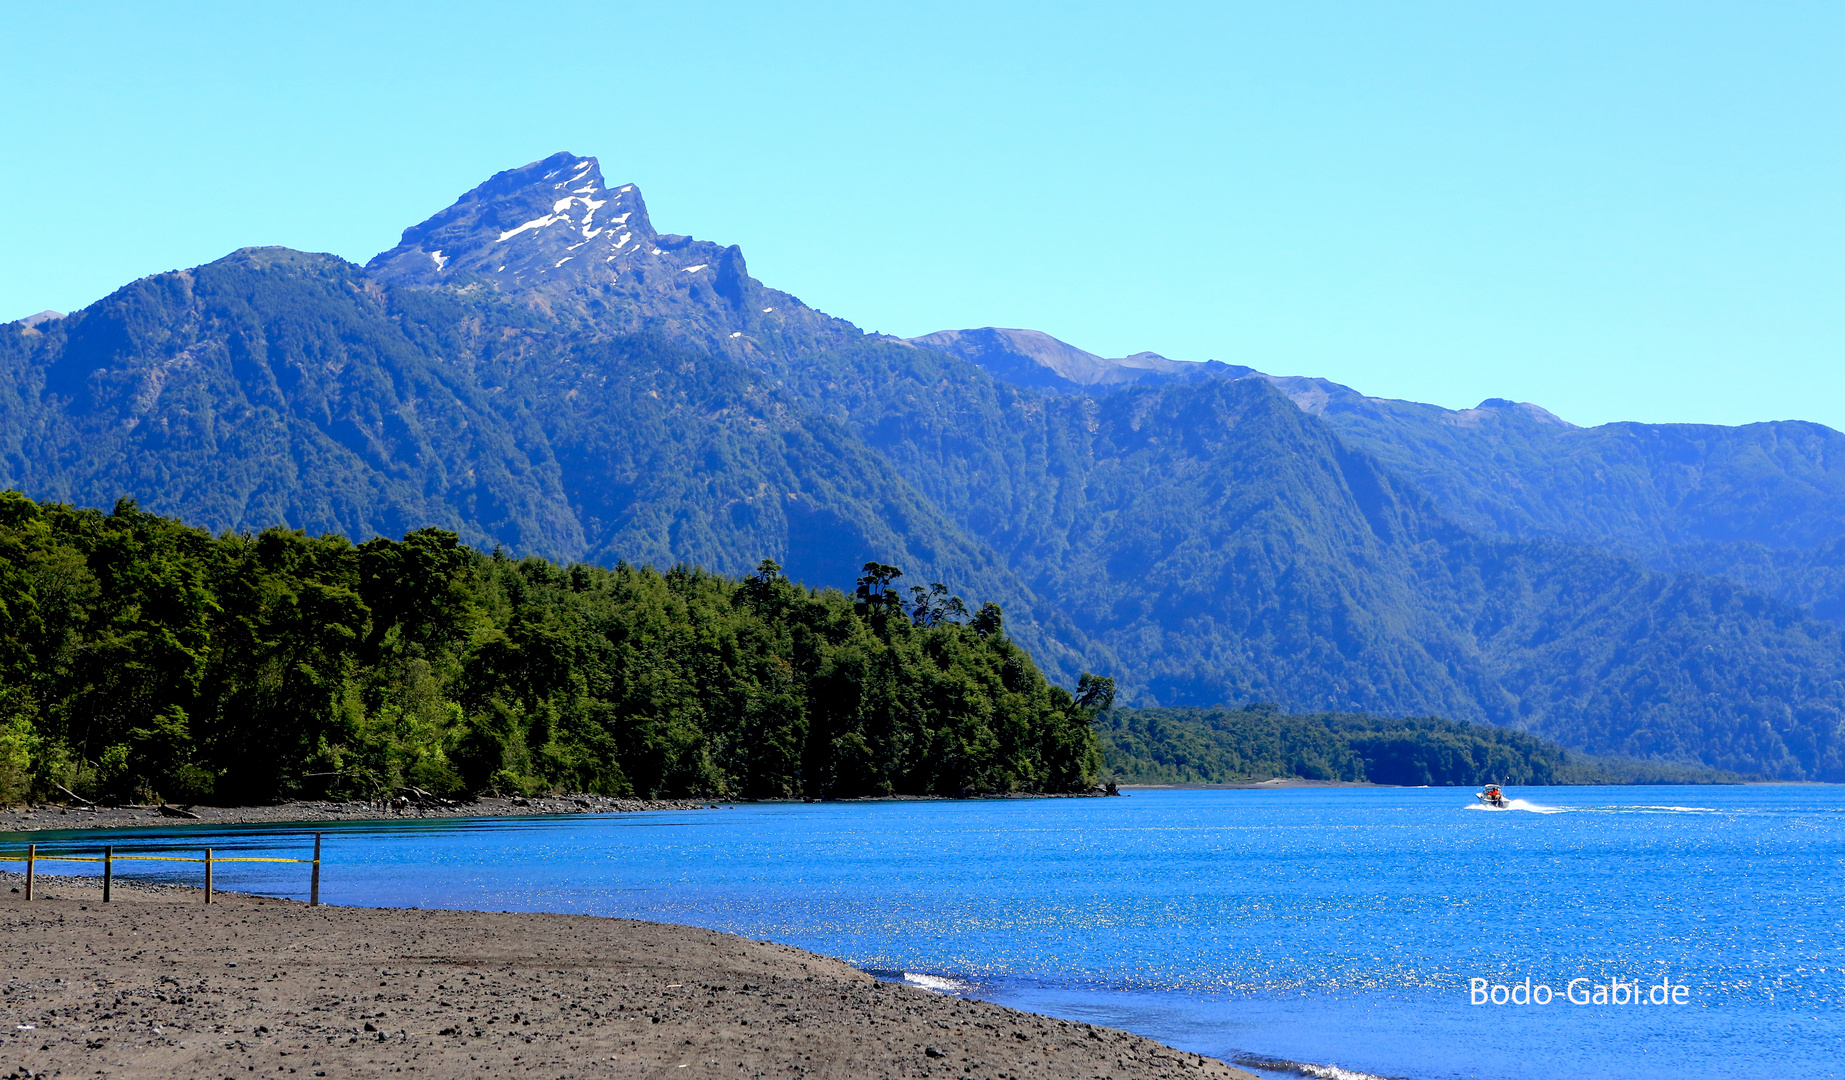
5, 150, 1842, 780
918, 320, 1845, 623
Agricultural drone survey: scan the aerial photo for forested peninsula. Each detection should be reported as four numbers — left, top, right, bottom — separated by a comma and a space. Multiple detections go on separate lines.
0, 493, 1105, 805
1098, 706, 1744, 787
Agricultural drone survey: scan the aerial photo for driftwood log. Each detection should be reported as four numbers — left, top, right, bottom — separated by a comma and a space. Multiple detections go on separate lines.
393, 785, 454, 808
53, 782, 96, 807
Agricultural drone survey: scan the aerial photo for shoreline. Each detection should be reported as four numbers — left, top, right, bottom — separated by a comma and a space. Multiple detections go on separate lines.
6, 775, 1795, 836
0, 794, 723, 834
1, 872, 1257, 1079
1117, 779, 1382, 791
0, 790, 1118, 835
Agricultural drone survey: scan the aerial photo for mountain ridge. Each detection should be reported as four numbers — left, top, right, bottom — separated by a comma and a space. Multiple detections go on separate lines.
4, 151, 1844, 780
911, 323, 1845, 622
904, 326, 1259, 392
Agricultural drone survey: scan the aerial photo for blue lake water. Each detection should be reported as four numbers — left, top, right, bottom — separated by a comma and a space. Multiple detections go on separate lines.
6, 786, 1841, 1080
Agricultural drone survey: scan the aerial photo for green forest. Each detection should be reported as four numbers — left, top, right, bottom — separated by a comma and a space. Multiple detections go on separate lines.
1097, 706, 1745, 786
0, 493, 1105, 805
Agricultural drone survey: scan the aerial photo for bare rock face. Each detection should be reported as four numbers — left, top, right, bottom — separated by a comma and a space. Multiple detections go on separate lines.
367, 152, 863, 363
907, 326, 1260, 394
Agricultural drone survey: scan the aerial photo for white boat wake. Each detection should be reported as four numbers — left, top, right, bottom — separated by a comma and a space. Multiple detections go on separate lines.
1465, 799, 1719, 815
1463, 797, 1564, 814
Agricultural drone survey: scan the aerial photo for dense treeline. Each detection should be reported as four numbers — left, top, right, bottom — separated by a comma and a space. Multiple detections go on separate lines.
0, 493, 1103, 805
1097, 706, 1744, 787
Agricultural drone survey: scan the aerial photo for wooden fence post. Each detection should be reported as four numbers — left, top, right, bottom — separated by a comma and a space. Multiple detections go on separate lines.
102, 845, 113, 903
310, 834, 321, 907
24, 844, 34, 900
204, 849, 213, 904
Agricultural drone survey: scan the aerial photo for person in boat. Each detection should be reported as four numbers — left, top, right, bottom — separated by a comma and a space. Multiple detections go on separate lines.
1481, 783, 1506, 808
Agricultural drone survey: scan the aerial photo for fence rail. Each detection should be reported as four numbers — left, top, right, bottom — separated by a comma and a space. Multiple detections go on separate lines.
1, 836, 322, 905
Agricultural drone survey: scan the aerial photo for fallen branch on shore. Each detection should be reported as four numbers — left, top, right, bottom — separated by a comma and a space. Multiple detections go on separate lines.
53, 782, 96, 807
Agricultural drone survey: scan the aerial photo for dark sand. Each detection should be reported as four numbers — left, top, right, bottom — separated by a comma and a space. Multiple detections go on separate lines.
0, 874, 1254, 1080
0, 795, 722, 835
0, 791, 1108, 835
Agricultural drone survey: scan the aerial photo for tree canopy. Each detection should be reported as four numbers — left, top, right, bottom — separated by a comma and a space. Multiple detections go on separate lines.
0, 493, 1102, 805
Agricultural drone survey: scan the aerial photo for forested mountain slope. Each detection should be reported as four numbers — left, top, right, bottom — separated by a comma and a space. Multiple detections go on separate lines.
755, 342, 1845, 778
1289, 385, 1845, 626
1296, 389, 1845, 550
928, 325, 1845, 627
0, 247, 1100, 681
4, 151, 1844, 780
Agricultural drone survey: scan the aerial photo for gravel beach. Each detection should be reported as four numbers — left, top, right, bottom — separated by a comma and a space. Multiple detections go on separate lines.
0, 795, 730, 834
0, 793, 1111, 835
0, 875, 1255, 1080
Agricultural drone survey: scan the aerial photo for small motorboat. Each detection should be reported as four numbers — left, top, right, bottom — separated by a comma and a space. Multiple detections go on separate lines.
1477, 783, 1508, 808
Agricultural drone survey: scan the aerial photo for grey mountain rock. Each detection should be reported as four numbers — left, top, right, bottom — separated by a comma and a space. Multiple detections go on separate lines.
367, 152, 864, 363
7, 310, 65, 337
909, 326, 1256, 392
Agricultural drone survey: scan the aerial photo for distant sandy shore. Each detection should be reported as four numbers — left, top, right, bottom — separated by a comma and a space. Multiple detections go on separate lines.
1118, 779, 1382, 790
0, 873, 1254, 1080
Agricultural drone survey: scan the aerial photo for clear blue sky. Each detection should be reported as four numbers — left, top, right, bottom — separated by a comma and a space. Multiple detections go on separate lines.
3, 2, 1838, 429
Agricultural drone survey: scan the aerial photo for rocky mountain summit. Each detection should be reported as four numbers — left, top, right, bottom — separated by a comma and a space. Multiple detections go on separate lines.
368, 151, 863, 361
